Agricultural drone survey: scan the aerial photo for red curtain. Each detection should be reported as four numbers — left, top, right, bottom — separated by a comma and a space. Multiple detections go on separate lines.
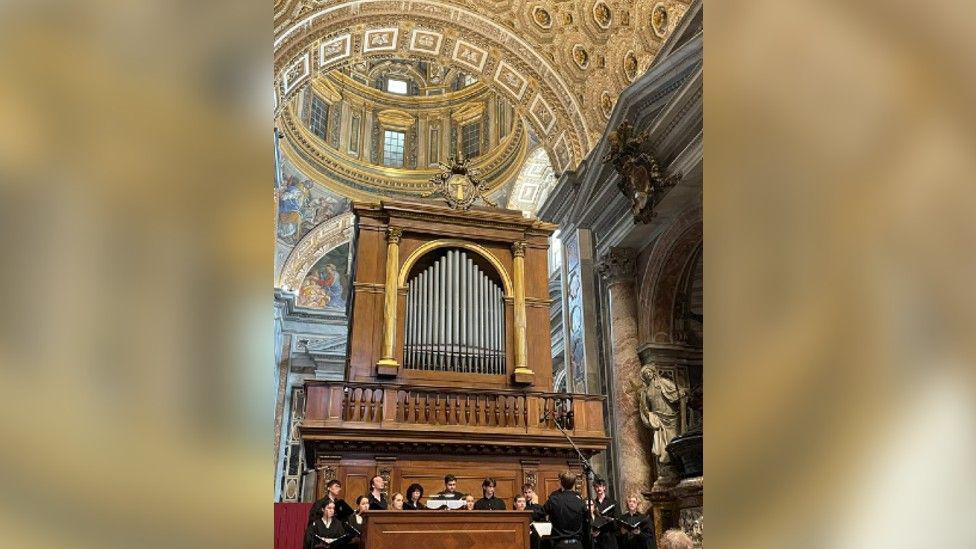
275, 503, 313, 549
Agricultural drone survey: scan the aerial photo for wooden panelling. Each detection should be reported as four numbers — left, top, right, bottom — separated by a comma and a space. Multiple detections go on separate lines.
364, 511, 532, 549
319, 455, 583, 506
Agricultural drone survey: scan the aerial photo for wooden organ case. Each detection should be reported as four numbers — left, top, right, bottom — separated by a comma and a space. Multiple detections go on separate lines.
300, 200, 610, 508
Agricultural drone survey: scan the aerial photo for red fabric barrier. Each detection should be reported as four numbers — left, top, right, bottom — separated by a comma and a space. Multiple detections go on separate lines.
275, 503, 312, 549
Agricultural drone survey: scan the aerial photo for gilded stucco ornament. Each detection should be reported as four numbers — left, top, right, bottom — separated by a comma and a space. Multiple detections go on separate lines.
572, 45, 590, 70
651, 3, 670, 38
593, 1, 612, 29
603, 121, 681, 224
424, 150, 497, 210
532, 6, 553, 29
623, 51, 639, 82
600, 91, 614, 119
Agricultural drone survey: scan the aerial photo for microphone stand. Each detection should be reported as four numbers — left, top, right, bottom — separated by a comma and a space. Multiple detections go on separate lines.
542, 408, 595, 549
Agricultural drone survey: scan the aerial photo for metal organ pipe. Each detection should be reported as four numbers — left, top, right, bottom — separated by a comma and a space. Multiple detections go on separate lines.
453, 250, 459, 370
402, 248, 509, 376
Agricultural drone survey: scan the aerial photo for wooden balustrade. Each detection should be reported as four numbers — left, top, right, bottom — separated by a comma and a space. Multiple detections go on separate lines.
302, 381, 607, 442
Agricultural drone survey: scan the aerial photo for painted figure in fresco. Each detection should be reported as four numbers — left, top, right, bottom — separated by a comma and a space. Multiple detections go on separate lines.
319, 263, 346, 309
638, 363, 686, 465
278, 175, 312, 240
298, 271, 330, 309
297, 263, 346, 310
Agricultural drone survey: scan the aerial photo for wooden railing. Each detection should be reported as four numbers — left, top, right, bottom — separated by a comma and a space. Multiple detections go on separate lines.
303, 381, 607, 441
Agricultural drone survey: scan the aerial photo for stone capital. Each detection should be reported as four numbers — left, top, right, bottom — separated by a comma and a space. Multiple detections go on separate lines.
597, 246, 636, 285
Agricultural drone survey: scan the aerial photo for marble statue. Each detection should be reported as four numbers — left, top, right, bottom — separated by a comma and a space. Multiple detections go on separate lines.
638, 363, 685, 464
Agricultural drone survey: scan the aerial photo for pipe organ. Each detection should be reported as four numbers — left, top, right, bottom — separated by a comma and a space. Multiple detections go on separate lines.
403, 248, 506, 375
298, 199, 609, 515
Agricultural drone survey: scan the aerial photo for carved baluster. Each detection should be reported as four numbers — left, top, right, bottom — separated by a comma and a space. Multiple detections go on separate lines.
375, 389, 384, 422
464, 394, 471, 426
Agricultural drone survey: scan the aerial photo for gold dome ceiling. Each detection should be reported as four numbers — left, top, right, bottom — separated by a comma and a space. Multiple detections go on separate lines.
274, 0, 690, 192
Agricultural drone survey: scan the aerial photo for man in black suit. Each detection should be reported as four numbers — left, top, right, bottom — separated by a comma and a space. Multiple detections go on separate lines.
474, 477, 506, 510
308, 479, 355, 526
543, 471, 588, 549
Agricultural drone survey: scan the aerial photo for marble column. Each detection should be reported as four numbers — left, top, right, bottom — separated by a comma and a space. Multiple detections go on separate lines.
597, 246, 654, 502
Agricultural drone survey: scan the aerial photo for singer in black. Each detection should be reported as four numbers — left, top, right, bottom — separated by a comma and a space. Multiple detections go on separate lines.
403, 483, 425, 510
543, 471, 588, 548
522, 483, 547, 522
590, 479, 619, 549
344, 496, 369, 549
308, 479, 355, 526
432, 474, 466, 500
304, 501, 347, 549
474, 477, 506, 510
366, 475, 388, 510
616, 495, 653, 549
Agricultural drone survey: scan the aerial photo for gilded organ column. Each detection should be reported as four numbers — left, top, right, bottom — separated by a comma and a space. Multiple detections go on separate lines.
376, 227, 403, 377
511, 240, 533, 384
597, 247, 653, 499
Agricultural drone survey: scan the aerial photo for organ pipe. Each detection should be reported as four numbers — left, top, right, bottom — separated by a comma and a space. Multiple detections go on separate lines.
403, 248, 505, 375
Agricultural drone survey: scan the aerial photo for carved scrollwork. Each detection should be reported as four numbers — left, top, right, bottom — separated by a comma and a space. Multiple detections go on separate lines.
602, 120, 681, 224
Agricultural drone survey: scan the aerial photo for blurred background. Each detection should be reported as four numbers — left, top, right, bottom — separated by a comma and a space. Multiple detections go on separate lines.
0, 0, 972, 547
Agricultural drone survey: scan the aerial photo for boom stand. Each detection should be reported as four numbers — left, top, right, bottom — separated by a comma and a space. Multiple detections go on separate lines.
545, 408, 596, 549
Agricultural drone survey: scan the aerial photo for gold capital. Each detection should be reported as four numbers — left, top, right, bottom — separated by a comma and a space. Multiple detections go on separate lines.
386, 227, 403, 244
511, 240, 527, 258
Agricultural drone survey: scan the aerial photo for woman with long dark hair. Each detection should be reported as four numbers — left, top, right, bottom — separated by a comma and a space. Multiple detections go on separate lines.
303, 501, 346, 549
403, 483, 425, 510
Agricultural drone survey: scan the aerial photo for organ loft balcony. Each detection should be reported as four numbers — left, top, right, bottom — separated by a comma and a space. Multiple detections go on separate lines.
300, 381, 609, 455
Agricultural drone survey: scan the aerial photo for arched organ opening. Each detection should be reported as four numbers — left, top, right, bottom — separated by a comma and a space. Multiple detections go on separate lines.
403, 248, 506, 375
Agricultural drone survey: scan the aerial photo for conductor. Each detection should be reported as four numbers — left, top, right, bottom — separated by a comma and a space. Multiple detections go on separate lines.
543, 471, 588, 548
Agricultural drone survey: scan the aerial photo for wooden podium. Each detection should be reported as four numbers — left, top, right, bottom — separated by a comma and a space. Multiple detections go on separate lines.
363, 510, 532, 549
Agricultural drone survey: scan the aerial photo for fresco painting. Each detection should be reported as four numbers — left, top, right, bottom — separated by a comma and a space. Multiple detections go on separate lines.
297, 243, 350, 311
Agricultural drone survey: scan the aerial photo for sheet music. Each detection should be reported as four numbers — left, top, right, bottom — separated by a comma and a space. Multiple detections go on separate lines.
531, 522, 552, 536
425, 498, 467, 510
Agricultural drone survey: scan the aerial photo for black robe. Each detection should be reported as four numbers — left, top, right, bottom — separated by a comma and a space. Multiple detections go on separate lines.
616, 512, 653, 549
526, 502, 547, 522
592, 497, 619, 549
367, 492, 388, 510
344, 514, 367, 548
403, 499, 424, 510
474, 496, 507, 510
304, 518, 346, 549
308, 496, 355, 525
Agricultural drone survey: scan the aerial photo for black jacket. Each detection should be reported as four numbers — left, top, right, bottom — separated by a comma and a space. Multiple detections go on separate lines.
403, 499, 424, 510
543, 489, 587, 542
526, 502, 547, 522
474, 496, 506, 510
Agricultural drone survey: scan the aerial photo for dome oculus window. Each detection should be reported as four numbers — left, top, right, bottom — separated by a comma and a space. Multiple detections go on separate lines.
386, 78, 408, 95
